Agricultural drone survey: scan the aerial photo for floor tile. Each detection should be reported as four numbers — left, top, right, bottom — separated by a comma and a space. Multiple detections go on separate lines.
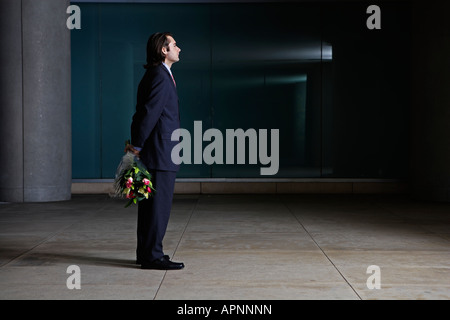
157, 251, 358, 300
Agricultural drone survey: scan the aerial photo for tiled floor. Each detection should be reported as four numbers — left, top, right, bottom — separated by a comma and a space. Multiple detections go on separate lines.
0, 193, 449, 300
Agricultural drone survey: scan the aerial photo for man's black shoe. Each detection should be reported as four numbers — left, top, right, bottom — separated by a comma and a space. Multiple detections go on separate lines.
141, 256, 184, 270
136, 255, 170, 265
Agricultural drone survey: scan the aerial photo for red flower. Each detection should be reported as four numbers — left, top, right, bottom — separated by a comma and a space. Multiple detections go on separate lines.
126, 177, 133, 189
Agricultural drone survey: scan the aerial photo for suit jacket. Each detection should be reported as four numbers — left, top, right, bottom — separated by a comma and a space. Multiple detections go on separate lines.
131, 64, 180, 172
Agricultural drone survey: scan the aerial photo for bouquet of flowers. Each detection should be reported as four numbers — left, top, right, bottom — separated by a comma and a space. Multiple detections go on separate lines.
113, 146, 155, 208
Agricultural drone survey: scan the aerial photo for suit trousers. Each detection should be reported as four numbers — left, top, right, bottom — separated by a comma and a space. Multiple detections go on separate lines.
137, 170, 177, 262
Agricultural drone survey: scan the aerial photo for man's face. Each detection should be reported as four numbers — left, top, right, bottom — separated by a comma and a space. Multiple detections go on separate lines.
163, 36, 181, 65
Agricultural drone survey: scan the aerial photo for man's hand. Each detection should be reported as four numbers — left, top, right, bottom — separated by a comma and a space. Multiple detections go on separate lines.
124, 143, 141, 157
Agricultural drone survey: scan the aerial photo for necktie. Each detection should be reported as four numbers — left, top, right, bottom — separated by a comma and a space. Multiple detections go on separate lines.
171, 74, 176, 87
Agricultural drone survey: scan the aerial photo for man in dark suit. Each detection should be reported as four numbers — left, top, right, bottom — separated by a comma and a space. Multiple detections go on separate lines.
126, 32, 184, 270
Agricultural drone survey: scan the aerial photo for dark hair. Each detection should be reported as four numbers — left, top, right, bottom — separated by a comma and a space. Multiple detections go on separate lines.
144, 32, 173, 69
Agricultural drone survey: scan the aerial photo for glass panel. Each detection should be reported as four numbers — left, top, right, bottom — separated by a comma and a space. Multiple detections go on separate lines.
321, 2, 411, 178
210, 3, 322, 177
97, 3, 210, 178
71, 1, 411, 180
71, 4, 101, 179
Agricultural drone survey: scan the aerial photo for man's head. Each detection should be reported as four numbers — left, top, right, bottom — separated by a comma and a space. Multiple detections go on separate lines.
144, 32, 181, 69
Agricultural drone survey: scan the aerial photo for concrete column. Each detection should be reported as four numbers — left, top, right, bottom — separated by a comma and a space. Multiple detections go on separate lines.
0, 0, 71, 202
410, 0, 450, 202
0, 0, 24, 202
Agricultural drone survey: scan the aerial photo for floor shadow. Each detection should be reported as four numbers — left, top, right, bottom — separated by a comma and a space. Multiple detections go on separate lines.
2, 250, 139, 269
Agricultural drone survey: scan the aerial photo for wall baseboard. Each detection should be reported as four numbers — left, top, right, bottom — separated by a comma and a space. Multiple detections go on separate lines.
72, 179, 409, 195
